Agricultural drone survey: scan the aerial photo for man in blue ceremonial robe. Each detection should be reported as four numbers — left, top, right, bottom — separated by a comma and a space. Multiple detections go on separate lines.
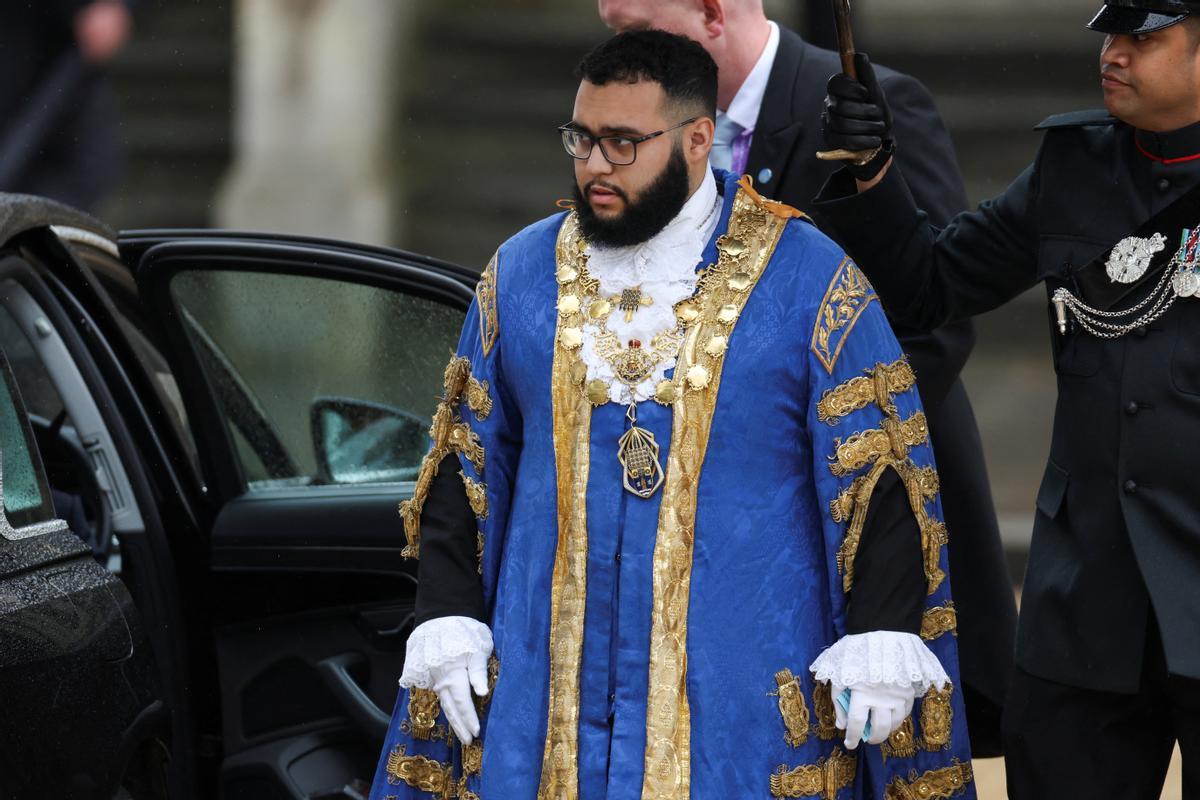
370, 30, 974, 800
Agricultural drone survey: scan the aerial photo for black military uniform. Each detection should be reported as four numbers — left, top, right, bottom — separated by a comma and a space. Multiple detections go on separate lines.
813, 0, 1200, 796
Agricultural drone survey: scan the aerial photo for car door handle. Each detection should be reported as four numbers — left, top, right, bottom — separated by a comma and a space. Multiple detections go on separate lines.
316, 652, 391, 742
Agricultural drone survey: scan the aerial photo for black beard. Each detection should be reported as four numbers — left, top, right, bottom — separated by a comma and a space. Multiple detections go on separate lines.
573, 146, 691, 248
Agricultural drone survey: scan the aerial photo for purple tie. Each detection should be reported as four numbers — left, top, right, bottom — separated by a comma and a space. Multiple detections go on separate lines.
730, 127, 754, 176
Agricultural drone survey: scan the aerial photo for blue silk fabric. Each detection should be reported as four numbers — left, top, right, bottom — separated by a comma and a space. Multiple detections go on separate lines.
370, 171, 975, 799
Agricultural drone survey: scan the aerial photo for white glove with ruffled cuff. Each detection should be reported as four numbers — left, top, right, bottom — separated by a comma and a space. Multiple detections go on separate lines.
399, 616, 493, 745
809, 630, 950, 750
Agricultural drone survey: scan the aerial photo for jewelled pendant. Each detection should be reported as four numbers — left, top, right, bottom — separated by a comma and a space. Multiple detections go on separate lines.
617, 405, 664, 498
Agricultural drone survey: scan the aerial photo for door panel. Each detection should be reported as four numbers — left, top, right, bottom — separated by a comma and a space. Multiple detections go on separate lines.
129, 233, 474, 798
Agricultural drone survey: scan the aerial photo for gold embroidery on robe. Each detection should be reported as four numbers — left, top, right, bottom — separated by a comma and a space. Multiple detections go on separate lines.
812, 681, 839, 741
460, 473, 489, 519
920, 684, 954, 750
921, 602, 958, 641
829, 412, 929, 476
817, 359, 917, 424
407, 688, 441, 741
478, 251, 499, 357
811, 258, 877, 374
884, 760, 973, 800
881, 716, 917, 760
536, 214, 595, 800
774, 669, 811, 747
462, 741, 483, 776
770, 748, 856, 799
642, 183, 788, 800
385, 744, 455, 796
399, 357, 488, 559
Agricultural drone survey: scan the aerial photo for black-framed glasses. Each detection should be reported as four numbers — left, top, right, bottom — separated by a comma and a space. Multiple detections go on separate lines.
558, 117, 698, 166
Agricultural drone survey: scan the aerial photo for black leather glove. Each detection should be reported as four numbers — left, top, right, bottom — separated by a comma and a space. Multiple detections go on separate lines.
822, 53, 894, 181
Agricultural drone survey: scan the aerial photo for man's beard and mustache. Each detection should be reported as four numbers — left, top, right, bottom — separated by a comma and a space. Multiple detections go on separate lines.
573, 144, 691, 248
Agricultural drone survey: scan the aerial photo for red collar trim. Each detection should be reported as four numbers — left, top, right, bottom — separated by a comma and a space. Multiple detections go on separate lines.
1135, 137, 1200, 165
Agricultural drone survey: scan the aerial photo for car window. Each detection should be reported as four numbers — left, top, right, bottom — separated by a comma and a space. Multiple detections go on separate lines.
0, 351, 56, 530
169, 269, 464, 490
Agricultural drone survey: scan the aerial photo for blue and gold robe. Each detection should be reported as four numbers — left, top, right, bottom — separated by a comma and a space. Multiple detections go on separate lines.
370, 171, 975, 800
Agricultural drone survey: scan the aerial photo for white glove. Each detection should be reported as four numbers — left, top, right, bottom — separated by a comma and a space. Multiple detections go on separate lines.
834, 682, 916, 749
400, 616, 494, 745
431, 649, 491, 744
810, 630, 950, 750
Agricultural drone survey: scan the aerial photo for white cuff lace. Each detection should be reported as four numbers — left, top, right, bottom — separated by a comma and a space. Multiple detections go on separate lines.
809, 631, 950, 697
399, 616, 493, 690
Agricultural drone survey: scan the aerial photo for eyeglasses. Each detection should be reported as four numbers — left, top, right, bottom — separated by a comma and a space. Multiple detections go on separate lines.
558, 118, 698, 166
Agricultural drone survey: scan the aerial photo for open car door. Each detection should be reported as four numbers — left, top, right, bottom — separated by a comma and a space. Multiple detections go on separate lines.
124, 231, 476, 798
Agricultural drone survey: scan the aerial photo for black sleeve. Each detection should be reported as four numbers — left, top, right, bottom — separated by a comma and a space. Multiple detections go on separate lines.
812, 156, 1043, 332
872, 72, 976, 411
414, 453, 485, 626
845, 469, 927, 635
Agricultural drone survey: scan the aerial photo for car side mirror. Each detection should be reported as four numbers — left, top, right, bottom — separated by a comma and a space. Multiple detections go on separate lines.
310, 396, 429, 485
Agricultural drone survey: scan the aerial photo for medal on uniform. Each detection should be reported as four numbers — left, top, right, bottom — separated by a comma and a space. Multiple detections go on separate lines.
1171, 227, 1200, 298
1106, 232, 1166, 283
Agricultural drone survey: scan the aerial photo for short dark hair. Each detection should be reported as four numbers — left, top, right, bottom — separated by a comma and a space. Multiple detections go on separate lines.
575, 30, 718, 120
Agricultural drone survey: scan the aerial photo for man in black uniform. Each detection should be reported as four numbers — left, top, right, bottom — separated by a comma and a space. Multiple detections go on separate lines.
598, 0, 1016, 756
814, 0, 1200, 796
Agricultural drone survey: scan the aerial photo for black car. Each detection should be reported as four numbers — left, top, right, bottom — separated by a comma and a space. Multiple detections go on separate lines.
0, 193, 477, 799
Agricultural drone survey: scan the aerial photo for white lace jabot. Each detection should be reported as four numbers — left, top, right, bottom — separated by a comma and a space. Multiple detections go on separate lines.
581, 170, 722, 405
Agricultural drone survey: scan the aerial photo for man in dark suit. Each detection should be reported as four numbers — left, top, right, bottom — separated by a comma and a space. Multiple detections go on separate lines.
0, 0, 133, 211
599, 0, 1015, 756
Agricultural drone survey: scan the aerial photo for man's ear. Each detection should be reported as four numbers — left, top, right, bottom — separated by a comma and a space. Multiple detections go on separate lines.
700, 0, 726, 36
687, 117, 716, 163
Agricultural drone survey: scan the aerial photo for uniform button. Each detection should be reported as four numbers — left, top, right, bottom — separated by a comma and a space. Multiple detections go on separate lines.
1124, 480, 1139, 495
1158, 177, 1171, 192
1134, 325, 1149, 337
1126, 401, 1140, 416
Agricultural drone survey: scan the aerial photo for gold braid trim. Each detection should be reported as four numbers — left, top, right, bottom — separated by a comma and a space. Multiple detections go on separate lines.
385, 745, 455, 796
817, 359, 916, 424
408, 689, 441, 741
920, 684, 954, 750
827, 410, 946, 594
885, 760, 973, 800
774, 669, 811, 747
812, 681, 839, 741
920, 602, 958, 641
770, 748, 856, 800
830, 412, 928, 476
462, 741, 483, 777
477, 251, 499, 357
398, 357, 490, 559
460, 473, 489, 519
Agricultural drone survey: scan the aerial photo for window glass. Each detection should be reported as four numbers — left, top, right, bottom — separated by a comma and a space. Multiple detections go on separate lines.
169, 270, 464, 490
0, 353, 55, 528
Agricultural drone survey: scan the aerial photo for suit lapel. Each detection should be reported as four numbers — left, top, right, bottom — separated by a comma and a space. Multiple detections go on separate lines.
746, 27, 808, 194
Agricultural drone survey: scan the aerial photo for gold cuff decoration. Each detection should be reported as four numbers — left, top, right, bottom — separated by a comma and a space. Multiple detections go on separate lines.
477, 250, 500, 357
829, 412, 928, 476
812, 258, 877, 375
774, 669, 811, 747
920, 602, 958, 641
884, 761, 973, 800
398, 357, 491, 559
817, 359, 916, 424
408, 689, 441, 741
881, 716, 917, 760
770, 748, 857, 800
920, 684, 954, 751
812, 681, 840, 741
